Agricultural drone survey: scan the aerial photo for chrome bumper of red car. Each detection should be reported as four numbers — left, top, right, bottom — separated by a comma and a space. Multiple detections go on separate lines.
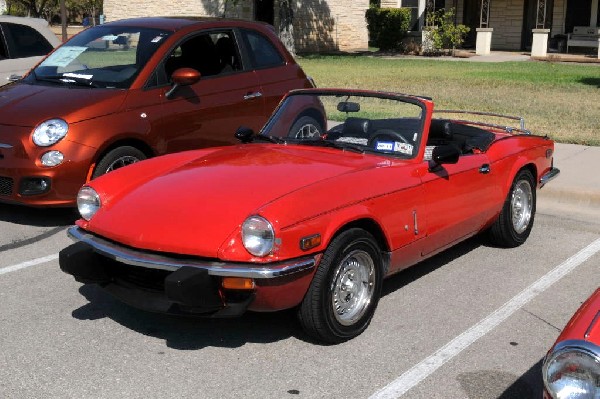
65, 226, 318, 279
540, 167, 560, 188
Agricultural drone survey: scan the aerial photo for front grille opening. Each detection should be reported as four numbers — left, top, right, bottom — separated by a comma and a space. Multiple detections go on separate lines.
104, 260, 171, 292
0, 176, 14, 196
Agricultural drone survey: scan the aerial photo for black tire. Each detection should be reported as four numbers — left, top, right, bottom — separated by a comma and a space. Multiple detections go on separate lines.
298, 228, 383, 344
92, 146, 147, 179
489, 169, 536, 247
288, 116, 323, 139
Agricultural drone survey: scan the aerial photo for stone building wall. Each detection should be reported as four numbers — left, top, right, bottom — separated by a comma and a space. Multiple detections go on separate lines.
102, 0, 369, 52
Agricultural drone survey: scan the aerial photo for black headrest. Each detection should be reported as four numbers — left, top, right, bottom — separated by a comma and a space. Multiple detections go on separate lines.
342, 117, 370, 137
429, 119, 453, 140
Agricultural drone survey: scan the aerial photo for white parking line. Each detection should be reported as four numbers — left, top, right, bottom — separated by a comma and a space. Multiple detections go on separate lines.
369, 237, 600, 399
0, 254, 59, 276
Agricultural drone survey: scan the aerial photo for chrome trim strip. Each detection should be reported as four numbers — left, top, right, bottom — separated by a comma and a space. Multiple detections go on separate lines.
67, 226, 317, 279
0, 143, 13, 149
435, 109, 527, 132
540, 167, 560, 187
585, 311, 600, 339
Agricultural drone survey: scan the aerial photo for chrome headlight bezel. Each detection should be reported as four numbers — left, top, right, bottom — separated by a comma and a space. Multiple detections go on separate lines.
241, 216, 275, 257
543, 340, 600, 399
77, 186, 101, 221
32, 118, 69, 147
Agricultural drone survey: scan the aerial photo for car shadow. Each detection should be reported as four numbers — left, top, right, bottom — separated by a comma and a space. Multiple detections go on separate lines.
72, 284, 301, 349
456, 358, 543, 398
381, 234, 484, 297
69, 235, 487, 348
0, 203, 78, 227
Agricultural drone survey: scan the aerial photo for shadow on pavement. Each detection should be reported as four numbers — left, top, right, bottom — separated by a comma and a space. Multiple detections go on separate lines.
456, 358, 543, 398
72, 284, 300, 349
382, 234, 484, 297
0, 203, 78, 227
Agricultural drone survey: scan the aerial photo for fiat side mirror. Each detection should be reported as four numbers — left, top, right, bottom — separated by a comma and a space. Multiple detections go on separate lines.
166, 68, 201, 98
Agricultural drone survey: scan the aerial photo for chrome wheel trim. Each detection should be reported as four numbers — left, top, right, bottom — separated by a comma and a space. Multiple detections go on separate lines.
294, 123, 320, 139
331, 249, 375, 326
511, 179, 533, 234
105, 155, 140, 173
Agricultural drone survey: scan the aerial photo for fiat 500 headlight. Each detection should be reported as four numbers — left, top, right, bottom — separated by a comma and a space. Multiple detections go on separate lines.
242, 216, 274, 257
32, 119, 68, 147
543, 340, 600, 399
77, 186, 101, 221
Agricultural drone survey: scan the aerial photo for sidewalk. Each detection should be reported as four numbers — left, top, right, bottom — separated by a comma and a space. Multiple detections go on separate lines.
538, 143, 600, 217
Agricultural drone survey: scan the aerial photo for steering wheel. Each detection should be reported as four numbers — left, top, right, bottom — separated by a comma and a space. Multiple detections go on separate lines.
368, 129, 409, 146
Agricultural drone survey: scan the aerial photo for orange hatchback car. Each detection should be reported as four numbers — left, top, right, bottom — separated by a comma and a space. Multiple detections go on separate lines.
0, 17, 317, 206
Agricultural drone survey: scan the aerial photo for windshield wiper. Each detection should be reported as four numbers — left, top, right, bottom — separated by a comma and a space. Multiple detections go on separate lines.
297, 139, 365, 154
252, 134, 287, 144
34, 72, 99, 88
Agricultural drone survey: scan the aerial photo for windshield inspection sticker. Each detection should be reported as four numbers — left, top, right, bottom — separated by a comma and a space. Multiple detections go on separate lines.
40, 46, 87, 68
151, 36, 164, 43
376, 141, 394, 151
394, 142, 413, 155
101, 35, 119, 41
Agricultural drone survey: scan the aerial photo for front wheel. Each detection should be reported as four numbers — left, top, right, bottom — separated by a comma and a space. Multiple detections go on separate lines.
289, 116, 323, 139
298, 228, 383, 344
92, 146, 147, 179
489, 169, 536, 247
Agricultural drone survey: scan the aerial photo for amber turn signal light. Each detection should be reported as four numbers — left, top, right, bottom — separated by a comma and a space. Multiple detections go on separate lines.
300, 234, 321, 251
222, 277, 255, 290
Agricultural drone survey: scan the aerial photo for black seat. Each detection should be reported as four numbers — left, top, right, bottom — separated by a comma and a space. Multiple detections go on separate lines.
428, 119, 453, 143
342, 117, 370, 136
216, 36, 238, 72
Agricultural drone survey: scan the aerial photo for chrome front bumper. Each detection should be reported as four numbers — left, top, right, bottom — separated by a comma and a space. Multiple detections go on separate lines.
66, 226, 318, 279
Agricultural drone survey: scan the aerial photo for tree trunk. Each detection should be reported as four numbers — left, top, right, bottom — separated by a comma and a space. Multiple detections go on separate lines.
278, 0, 296, 56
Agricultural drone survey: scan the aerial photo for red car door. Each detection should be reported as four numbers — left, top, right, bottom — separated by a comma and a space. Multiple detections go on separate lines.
420, 152, 500, 256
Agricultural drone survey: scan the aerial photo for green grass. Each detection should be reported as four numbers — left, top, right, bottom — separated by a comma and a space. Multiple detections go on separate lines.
298, 55, 600, 145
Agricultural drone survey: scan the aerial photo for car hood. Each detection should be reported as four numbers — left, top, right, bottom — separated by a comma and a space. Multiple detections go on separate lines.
0, 83, 127, 127
85, 144, 388, 257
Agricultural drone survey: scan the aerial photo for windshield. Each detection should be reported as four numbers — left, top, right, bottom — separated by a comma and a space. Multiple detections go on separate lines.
29, 25, 171, 89
261, 91, 426, 159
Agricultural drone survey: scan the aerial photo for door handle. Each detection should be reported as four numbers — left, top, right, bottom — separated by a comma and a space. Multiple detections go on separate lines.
479, 164, 491, 174
243, 91, 262, 100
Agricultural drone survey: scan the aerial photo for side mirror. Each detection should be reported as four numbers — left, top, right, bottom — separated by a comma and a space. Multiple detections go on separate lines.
429, 144, 460, 171
166, 68, 201, 98
235, 126, 255, 143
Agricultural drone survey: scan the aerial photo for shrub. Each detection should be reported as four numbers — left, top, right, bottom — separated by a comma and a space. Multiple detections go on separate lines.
424, 8, 470, 55
366, 7, 412, 51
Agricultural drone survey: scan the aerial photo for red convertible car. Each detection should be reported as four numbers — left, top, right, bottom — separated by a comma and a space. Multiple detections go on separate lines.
543, 287, 600, 399
60, 89, 560, 343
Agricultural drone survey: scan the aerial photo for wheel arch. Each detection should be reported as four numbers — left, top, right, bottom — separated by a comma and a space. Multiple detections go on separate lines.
505, 160, 537, 193
292, 107, 326, 132
87, 138, 156, 181
326, 217, 391, 273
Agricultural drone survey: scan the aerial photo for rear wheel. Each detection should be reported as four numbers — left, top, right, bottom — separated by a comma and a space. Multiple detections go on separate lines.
92, 146, 146, 179
489, 169, 536, 247
298, 228, 383, 344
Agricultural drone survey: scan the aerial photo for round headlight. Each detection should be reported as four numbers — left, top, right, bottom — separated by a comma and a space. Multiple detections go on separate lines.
40, 151, 64, 167
241, 216, 274, 257
77, 186, 101, 221
32, 119, 68, 147
543, 341, 600, 399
